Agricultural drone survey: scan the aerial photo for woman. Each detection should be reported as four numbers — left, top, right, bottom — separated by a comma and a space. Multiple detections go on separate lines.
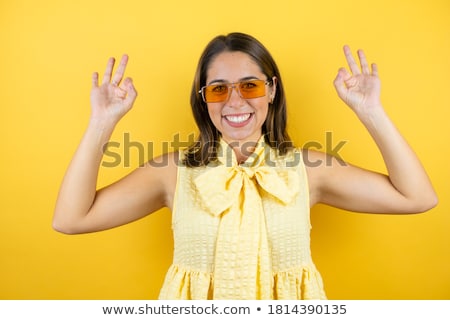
53, 33, 437, 299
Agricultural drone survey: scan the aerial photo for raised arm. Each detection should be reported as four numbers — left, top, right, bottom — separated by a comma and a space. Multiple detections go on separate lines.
306, 46, 437, 214
53, 56, 176, 234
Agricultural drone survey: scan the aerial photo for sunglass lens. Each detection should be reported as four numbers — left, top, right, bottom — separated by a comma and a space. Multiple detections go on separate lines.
204, 85, 228, 103
239, 80, 265, 99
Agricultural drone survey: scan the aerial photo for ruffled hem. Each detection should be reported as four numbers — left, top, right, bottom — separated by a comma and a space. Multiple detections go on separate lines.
158, 265, 214, 300
158, 264, 326, 300
273, 266, 327, 299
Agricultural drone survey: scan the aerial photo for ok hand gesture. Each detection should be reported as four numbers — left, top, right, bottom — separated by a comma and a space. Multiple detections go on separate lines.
90, 55, 138, 124
333, 46, 382, 116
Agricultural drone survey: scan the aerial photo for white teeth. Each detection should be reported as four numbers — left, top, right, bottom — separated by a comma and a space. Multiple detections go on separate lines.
224, 113, 251, 123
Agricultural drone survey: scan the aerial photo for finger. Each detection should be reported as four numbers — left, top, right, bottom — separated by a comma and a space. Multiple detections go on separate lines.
343, 45, 360, 75
92, 72, 99, 88
371, 63, 379, 77
338, 67, 352, 80
111, 54, 129, 86
102, 57, 115, 85
123, 77, 138, 103
357, 49, 370, 74
115, 87, 127, 99
333, 68, 349, 98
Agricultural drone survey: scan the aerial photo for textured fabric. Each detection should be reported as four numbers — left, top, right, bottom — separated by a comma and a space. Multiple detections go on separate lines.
158, 137, 326, 300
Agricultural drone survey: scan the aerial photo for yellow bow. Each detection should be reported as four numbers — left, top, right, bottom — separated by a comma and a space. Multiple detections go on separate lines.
193, 137, 300, 299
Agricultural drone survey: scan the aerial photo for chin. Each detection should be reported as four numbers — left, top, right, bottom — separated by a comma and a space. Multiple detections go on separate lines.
221, 130, 261, 144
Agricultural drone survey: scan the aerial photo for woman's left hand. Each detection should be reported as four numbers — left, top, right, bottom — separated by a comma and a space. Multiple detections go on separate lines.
333, 45, 382, 116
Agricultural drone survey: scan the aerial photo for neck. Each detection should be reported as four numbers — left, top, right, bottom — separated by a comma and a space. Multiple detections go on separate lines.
222, 135, 262, 164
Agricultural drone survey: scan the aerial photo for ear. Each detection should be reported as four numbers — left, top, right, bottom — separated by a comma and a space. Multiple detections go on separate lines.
269, 76, 277, 102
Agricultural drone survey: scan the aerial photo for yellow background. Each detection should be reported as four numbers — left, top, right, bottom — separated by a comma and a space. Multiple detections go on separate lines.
1, 0, 449, 299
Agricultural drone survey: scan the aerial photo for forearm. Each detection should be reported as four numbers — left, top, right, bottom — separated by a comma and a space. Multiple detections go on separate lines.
359, 107, 437, 210
53, 118, 116, 232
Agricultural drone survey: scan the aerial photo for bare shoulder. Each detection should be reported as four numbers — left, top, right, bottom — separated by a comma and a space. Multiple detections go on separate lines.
301, 148, 346, 175
110, 151, 179, 210
146, 151, 180, 170
143, 151, 179, 209
300, 148, 348, 206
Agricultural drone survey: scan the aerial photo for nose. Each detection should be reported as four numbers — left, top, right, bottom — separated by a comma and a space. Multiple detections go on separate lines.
227, 84, 244, 105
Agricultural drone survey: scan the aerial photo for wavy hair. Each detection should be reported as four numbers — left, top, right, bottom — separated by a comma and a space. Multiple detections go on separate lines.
183, 32, 293, 167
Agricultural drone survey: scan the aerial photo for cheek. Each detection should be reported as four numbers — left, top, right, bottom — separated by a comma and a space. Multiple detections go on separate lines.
206, 105, 222, 124
254, 101, 269, 118
259, 109, 269, 127
256, 104, 270, 128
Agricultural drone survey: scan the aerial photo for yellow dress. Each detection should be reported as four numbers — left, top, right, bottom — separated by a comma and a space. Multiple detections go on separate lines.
158, 137, 326, 300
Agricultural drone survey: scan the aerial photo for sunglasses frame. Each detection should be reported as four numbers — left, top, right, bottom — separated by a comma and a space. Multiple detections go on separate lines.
199, 79, 273, 103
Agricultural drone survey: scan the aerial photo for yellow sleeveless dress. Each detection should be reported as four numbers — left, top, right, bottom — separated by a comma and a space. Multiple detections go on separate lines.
158, 137, 326, 300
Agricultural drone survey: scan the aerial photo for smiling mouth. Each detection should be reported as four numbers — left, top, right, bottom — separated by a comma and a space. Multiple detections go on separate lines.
223, 113, 253, 124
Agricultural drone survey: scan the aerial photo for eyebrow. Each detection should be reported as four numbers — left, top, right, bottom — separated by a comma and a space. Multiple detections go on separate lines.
207, 76, 260, 86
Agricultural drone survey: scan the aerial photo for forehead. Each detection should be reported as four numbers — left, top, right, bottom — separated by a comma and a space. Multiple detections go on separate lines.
206, 51, 264, 82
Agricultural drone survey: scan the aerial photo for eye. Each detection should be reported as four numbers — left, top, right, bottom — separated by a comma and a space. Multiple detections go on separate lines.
210, 84, 228, 93
240, 81, 258, 90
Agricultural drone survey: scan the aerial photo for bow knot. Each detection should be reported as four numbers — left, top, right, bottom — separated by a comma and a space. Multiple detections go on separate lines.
194, 139, 300, 216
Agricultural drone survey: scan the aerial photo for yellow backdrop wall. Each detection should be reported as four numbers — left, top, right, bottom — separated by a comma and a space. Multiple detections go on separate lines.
1, 0, 449, 299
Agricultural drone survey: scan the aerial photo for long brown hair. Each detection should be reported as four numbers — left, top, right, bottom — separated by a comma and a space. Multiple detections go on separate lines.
184, 32, 293, 167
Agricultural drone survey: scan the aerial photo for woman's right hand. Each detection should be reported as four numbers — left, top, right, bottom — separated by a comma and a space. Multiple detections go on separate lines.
90, 55, 138, 124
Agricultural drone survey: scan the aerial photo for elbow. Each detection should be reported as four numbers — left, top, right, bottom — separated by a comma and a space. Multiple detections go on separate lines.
52, 219, 76, 235
409, 192, 439, 214
422, 193, 439, 212
52, 214, 82, 235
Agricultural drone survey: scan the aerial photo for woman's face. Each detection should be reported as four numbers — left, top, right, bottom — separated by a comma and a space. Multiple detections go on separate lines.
205, 51, 275, 145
